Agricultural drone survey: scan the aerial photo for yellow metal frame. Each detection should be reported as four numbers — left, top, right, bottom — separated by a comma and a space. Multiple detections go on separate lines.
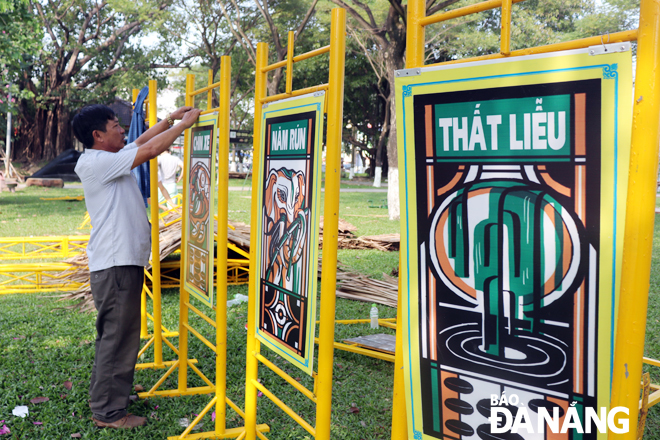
0, 236, 90, 261
315, 318, 398, 363
0, 262, 83, 294
130, 83, 182, 372
405, 0, 660, 437
0, 236, 89, 295
134, 58, 265, 440
243, 10, 345, 440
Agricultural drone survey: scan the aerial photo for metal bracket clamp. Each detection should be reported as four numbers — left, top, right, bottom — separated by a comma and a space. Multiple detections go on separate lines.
588, 42, 631, 56
395, 68, 421, 77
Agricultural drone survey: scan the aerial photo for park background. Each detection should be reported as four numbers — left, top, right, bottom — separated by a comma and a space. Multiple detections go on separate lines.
2, 0, 658, 439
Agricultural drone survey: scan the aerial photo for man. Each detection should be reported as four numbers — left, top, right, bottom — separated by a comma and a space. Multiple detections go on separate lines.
158, 147, 184, 206
73, 103, 201, 429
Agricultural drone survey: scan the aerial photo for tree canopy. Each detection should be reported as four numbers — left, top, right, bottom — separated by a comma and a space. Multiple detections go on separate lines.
1, 0, 642, 169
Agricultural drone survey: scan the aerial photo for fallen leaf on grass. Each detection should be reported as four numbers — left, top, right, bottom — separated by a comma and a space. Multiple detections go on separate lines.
360, 421, 366, 427
0, 424, 10, 435
12, 406, 28, 418
134, 384, 144, 392
60, 394, 67, 399
63, 381, 72, 390
178, 418, 203, 431
30, 397, 49, 404
71, 433, 81, 438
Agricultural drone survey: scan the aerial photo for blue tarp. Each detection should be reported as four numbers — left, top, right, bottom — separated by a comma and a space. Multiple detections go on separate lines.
129, 86, 150, 207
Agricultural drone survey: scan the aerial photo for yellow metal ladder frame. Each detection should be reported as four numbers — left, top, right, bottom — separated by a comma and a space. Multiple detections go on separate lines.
243, 9, 347, 440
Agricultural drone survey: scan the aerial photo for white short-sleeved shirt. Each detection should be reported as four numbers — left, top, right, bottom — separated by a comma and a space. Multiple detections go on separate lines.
75, 142, 151, 272
158, 153, 183, 184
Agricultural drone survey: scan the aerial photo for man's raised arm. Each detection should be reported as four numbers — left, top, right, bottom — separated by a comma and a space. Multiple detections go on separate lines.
131, 107, 201, 170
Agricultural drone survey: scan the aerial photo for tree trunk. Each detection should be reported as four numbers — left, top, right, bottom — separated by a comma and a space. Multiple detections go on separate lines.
22, 108, 47, 162
267, 68, 285, 96
55, 98, 71, 156
210, 59, 221, 108
372, 95, 390, 187
385, 57, 402, 220
43, 107, 58, 161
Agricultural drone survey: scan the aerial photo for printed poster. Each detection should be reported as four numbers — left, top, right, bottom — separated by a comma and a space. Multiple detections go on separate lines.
183, 113, 218, 309
396, 46, 632, 439
253, 92, 325, 375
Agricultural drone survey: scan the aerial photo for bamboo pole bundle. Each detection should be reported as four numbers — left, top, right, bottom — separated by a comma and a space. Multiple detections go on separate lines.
319, 216, 400, 251
52, 211, 184, 309
336, 272, 399, 308
317, 260, 399, 308
51, 209, 399, 311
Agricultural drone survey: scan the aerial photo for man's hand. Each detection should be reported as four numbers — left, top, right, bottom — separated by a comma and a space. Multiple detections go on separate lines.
132, 107, 201, 170
180, 108, 202, 129
170, 106, 195, 120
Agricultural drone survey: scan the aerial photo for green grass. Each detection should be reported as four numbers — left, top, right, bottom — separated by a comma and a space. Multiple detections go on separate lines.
0, 187, 87, 237
0, 184, 400, 439
0, 287, 397, 439
4, 186, 660, 438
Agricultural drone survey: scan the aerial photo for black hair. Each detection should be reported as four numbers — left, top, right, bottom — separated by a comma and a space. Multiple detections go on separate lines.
71, 105, 117, 148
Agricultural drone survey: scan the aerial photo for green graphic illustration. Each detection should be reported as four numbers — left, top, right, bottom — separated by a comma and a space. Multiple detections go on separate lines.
432, 180, 581, 358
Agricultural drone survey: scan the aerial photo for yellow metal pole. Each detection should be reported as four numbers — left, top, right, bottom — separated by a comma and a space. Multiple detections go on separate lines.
315, 8, 345, 440
610, 0, 660, 436
405, 0, 425, 68
178, 74, 195, 392
134, 87, 149, 340
215, 55, 231, 436
286, 31, 294, 95
393, 2, 425, 437
500, 0, 512, 56
245, 42, 268, 440
390, 252, 408, 439
148, 79, 164, 368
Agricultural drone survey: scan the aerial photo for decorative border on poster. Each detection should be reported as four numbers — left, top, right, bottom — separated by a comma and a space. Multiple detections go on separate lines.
183, 112, 219, 309
253, 92, 325, 375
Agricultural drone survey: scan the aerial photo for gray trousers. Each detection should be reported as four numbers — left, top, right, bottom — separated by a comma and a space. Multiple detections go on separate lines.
89, 265, 143, 423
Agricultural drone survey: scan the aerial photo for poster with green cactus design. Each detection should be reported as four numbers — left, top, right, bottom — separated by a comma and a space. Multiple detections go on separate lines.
396, 48, 632, 440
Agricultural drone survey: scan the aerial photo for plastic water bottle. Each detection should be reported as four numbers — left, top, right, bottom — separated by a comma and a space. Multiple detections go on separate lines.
370, 304, 379, 329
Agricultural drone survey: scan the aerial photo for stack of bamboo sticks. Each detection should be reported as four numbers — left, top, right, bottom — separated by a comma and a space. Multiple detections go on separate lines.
53, 209, 401, 311
54, 211, 185, 310
335, 268, 398, 308
319, 216, 400, 251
